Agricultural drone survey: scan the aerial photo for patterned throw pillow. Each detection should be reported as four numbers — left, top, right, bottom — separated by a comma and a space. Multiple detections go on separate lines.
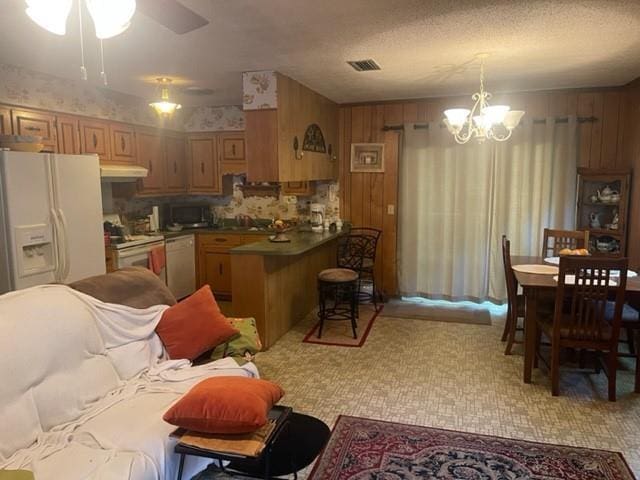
210, 317, 262, 365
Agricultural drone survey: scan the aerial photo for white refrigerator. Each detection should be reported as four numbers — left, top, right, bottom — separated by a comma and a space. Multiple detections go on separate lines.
0, 151, 106, 294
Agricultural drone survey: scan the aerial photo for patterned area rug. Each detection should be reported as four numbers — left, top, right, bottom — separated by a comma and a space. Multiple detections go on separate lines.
309, 416, 636, 479
303, 304, 383, 347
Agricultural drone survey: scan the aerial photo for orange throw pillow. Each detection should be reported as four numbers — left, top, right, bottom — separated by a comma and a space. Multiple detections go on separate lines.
156, 285, 239, 360
163, 376, 284, 434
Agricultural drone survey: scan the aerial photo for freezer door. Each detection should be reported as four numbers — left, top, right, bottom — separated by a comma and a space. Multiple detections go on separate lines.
51, 154, 106, 283
0, 152, 58, 293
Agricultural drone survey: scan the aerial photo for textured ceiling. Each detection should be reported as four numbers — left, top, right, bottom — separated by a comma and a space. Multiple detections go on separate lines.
0, 0, 639, 106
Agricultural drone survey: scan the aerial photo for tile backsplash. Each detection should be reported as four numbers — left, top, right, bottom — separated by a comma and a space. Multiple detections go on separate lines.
111, 177, 341, 227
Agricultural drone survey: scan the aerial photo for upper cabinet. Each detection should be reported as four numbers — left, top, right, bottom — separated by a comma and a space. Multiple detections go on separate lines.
56, 115, 81, 154
0, 107, 11, 135
136, 129, 165, 195
219, 132, 246, 175
244, 72, 338, 182
79, 119, 111, 163
11, 108, 58, 152
110, 123, 136, 164
186, 134, 220, 194
164, 132, 187, 194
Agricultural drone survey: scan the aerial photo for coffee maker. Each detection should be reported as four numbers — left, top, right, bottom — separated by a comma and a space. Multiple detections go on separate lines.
310, 203, 325, 233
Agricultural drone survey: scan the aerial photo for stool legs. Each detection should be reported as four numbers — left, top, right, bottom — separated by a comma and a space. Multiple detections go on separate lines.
317, 280, 359, 339
350, 283, 358, 339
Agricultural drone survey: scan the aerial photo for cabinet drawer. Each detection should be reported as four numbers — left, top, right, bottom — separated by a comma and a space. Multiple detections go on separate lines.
199, 234, 244, 250
11, 109, 57, 151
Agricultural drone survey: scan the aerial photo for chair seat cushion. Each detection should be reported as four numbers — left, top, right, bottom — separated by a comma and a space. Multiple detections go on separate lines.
318, 268, 358, 283
537, 314, 613, 341
604, 302, 640, 324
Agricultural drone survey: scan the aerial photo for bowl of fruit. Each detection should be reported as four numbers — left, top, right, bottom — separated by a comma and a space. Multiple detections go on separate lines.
268, 219, 292, 242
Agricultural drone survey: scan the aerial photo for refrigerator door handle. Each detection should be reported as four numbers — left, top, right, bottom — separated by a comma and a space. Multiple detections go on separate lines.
50, 208, 64, 282
57, 208, 71, 281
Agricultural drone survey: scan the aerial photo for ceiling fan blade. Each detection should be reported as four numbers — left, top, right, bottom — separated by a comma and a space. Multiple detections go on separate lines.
137, 0, 209, 34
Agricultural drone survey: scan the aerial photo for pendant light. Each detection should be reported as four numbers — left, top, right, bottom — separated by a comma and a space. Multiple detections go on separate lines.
149, 78, 182, 118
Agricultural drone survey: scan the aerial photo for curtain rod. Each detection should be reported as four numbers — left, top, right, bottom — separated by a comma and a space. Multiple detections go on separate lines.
382, 116, 598, 131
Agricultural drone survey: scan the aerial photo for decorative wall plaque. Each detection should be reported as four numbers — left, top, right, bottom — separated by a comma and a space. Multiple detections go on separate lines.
302, 123, 327, 153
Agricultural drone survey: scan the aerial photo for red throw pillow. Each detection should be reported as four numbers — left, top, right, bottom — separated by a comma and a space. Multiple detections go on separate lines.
163, 376, 284, 434
156, 285, 239, 360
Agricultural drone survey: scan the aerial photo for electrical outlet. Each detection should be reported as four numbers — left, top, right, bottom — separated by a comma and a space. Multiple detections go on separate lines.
387, 204, 395, 215
284, 195, 298, 205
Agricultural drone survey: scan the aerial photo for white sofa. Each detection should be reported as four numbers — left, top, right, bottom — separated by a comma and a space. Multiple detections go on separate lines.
0, 268, 258, 480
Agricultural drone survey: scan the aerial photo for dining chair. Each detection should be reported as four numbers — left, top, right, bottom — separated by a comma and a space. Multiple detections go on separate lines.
501, 235, 525, 355
541, 228, 590, 257
607, 297, 640, 393
534, 256, 628, 401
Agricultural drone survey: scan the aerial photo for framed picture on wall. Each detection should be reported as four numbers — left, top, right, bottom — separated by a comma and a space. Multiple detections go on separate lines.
350, 143, 385, 173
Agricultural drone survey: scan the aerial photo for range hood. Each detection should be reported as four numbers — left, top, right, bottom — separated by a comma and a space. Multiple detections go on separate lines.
100, 165, 148, 182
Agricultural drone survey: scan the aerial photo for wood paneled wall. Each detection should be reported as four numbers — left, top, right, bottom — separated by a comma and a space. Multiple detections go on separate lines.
622, 79, 640, 268
339, 87, 631, 296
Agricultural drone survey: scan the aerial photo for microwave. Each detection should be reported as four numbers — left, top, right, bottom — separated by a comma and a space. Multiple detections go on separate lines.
167, 204, 212, 228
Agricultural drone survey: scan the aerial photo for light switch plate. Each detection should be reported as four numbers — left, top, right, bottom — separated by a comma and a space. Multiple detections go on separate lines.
284, 195, 298, 204
387, 204, 395, 215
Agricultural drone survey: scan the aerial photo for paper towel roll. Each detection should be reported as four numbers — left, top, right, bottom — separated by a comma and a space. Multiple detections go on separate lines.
152, 206, 159, 232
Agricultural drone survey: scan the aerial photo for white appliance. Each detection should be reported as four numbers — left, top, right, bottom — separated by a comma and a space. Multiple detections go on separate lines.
310, 203, 325, 233
112, 235, 167, 284
165, 234, 196, 299
0, 151, 106, 294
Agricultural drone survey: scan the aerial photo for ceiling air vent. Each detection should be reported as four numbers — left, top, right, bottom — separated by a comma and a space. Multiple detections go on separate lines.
347, 59, 381, 72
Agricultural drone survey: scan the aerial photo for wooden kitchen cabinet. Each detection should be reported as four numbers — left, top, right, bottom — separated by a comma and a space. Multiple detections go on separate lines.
164, 133, 187, 193
186, 134, 220, 194
136, 129, 164, 194
109, 122, 136, 164
219, 132, 246, 174
79, 119, 111, 162
245, 73, 338, 182
56, 114, 81, 154
11, 108, 58, 152
0, 106, 11, 135
282, 181, 315, 196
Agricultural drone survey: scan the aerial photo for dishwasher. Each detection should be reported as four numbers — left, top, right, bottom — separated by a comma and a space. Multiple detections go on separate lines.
165, 234, 196, 300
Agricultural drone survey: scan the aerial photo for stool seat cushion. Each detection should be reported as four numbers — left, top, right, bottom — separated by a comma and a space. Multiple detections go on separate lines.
318, 268, 358, 283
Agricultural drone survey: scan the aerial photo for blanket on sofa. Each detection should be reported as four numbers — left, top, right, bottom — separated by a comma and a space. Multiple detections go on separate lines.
0, 285, 258, 479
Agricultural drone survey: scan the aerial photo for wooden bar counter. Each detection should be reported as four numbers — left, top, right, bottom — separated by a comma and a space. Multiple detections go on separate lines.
230, 230, 341, 349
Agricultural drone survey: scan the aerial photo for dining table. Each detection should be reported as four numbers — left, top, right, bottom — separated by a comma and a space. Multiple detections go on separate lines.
511, 255, 640, 384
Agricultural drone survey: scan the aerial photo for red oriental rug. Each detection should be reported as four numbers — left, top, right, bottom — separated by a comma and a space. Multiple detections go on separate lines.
302, 304, 383, 347
309, 416, 636, 480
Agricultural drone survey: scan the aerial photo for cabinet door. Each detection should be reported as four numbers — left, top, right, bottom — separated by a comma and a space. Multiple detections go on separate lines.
11, 108, 57, 152
281, 181, 314, 196
0, 106, 11, 134
200, 250, 232, 296
136, 130, 165, 194
187, 135, 220, 193
110, 123, 136, 164
79, 119, 111, 162
219, 132, 246, 174
164, 134, 186, 193
56, 115, 81, 154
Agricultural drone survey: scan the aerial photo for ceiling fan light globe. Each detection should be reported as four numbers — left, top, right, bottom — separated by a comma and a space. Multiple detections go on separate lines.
443, 108, 470, 128
25, 0, 73, 35
85, 0, 136, 39
150, 101, 182, 117
481, 105, 510, 125
502, 110, 525, 129
443, 118, 460, 135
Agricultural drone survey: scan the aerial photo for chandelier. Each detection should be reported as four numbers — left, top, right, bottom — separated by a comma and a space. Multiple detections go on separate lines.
443, 58, 525, 144
149, 78, 182, 118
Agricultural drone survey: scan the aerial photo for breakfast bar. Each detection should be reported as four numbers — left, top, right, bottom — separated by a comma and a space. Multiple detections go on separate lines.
230, 230, 342, 348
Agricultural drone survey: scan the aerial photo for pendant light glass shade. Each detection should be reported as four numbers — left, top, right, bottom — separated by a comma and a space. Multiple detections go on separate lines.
85, 0, 136, 39
149, 80, 182, 118
25, 0, 73, 35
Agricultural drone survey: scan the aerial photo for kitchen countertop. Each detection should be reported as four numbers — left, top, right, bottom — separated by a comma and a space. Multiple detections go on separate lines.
160, 227, 272, 239
230, 229, 344, 256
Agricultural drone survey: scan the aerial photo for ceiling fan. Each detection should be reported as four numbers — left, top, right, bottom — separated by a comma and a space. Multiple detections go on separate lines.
137, 0, 209, 34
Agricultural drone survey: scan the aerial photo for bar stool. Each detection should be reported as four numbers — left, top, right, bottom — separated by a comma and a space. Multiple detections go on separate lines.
339, 227, 381, 306
316, 235, 368, 339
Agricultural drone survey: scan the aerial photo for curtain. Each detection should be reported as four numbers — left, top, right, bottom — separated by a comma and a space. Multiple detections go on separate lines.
398, 116, 577, 302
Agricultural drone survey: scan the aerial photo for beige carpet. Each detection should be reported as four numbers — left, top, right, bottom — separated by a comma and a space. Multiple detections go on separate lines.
383, 299, 492, 325
255, 306, 640, 478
